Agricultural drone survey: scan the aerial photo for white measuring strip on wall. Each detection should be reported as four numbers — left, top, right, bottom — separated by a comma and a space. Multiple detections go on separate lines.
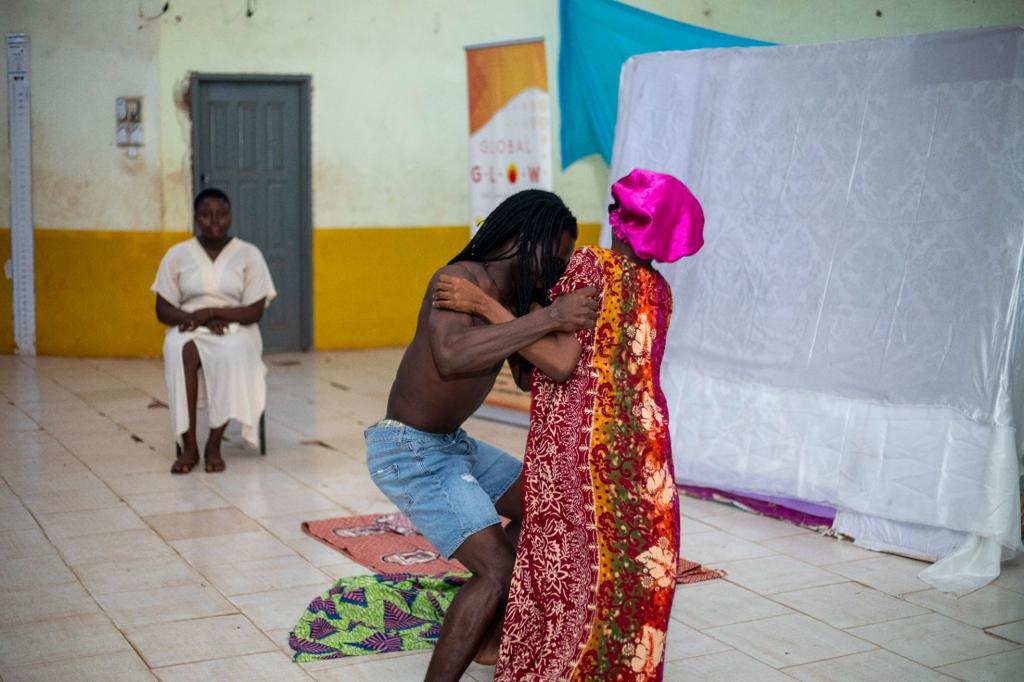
7, 34, 35, 355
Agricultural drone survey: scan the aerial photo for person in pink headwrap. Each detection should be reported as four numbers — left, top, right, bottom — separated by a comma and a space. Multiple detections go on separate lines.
433, 169, 704, 679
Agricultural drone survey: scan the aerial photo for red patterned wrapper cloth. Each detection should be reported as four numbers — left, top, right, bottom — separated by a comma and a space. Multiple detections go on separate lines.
496, 246, 680, 681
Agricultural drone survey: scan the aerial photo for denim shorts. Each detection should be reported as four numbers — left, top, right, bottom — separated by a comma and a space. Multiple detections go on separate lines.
365, 419, 522, 559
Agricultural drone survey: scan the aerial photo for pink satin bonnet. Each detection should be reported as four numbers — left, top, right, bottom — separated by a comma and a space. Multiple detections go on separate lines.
609, 168, 704, 263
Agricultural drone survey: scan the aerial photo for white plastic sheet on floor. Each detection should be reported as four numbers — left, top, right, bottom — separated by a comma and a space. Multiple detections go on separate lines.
606, 27, 1024, 595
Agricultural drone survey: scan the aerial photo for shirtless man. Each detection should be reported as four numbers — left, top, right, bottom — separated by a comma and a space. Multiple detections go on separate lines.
364, 190, 597, 681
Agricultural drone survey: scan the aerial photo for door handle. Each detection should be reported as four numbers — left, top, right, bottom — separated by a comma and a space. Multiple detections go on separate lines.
200, 173, 208, 184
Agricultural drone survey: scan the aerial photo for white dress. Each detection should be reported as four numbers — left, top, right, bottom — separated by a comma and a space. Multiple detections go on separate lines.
150, 237, 277, 447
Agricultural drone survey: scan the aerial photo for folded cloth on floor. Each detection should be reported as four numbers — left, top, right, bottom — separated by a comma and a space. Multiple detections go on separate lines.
288, 558, 724, 663
302, 512, 466, 575
677, 558, 727, 584
289, 572, 469, 661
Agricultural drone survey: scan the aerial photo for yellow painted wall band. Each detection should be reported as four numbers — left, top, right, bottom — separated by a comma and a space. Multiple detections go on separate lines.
5, 223, 602, 357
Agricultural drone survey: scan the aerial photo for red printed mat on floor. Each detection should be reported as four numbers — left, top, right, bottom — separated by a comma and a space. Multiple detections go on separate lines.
303, 513, 725, 584
303, 513, 465, 575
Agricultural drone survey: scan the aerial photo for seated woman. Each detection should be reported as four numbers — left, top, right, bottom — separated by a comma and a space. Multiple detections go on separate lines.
433, 169, 704, 680
151, 188, 277, 474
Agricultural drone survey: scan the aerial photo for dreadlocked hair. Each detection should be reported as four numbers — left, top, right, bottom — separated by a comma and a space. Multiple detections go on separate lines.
450, 190, 577, 317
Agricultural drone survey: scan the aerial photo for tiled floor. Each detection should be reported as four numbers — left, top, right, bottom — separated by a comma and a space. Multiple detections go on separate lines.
0, 350, 1022, 681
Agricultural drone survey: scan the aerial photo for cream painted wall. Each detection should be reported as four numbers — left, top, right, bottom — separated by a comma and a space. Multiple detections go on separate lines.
157, 0, 1024, 231
2, 1, 1022, 232
0, 0, 163, 231
635, 0, 1024, 45
157, 0, 609, 231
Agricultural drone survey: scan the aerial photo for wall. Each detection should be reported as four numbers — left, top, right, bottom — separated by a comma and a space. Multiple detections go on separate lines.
1, 0, 1022, 355
0, 0, 168, 355
638, 0, 1024, 45
157, 0, 612, 350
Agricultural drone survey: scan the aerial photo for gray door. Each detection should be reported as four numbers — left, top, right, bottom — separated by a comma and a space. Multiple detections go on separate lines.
193, 76, 311, 352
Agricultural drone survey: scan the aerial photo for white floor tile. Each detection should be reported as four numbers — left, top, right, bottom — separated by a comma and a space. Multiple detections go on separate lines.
2, 647, 155, 679
785, 648, 953, 681
0, 553, 77, 590
772, 581, 929, 628
320, 556, 373, 580
702, 511, 811, 541
715, 554, 846, 595
0, 613, 131, 668
124, 486, 230, 516
848, 613, 1018, 668
1, 651, 156, 682
230, 585, 324, 631
986, 620, 1024, 645
0, 505, 37, 533
73, 555, 204, 596
5, 470, 106, 496
994, 556, 1024, 594
37, 504, 148, 539
145, 507, 263, 541
22, 485, 122, 514
706, 613, 875, 668
679, 496, 752, 520
679, 530, 776, 564
761, 532, 879, 566
311, 652, 434, 681
126, 614, 276, 668
0, 581, 100, 626
0, 527, 58, 560
671, 579, 793, 630
663, 650, 796, 681
679, 514, 717, 536
199, 555, 331, 596
260, 511, 340, 541
171, 529, 295, 567
937, 648, 1024, 681
153, 651, 310, 682
665, 616, 733, 660
95, 583, 237, 628
264, 627, 295, 656
904, 586, 1024, 629
105, 471, 209, 496
55, 528, 175, 566
203, 469, 307, 496
285, 535, 355, 567
233, 489, 341, 519
826, 555, 932, 596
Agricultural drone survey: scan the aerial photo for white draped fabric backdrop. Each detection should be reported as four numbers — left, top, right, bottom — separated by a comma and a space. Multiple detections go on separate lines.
606, 27, 1024, 595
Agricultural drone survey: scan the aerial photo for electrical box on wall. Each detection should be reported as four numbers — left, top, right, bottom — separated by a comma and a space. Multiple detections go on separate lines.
115, 96, 143, 149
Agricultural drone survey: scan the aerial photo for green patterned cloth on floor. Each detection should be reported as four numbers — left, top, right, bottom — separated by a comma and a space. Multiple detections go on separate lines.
289, 571, 469, 661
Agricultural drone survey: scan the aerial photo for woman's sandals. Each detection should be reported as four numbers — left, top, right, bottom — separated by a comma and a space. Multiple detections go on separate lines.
204, 454, 226, 473
170, 452, 198, 474
170, 444, 225, 474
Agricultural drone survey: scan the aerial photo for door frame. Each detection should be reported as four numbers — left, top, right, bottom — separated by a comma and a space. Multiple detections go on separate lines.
190, 73, 314, 351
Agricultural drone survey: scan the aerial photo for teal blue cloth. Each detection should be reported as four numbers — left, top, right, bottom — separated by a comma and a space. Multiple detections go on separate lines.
559, 0, 772, 167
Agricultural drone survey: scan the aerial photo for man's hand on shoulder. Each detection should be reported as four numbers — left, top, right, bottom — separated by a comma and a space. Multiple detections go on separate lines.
547, 287, 599, 332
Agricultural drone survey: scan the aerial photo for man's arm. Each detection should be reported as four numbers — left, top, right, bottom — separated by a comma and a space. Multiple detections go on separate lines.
427, 267, 596, 380
433, 274, 584, 383
508, 354, 533, 391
